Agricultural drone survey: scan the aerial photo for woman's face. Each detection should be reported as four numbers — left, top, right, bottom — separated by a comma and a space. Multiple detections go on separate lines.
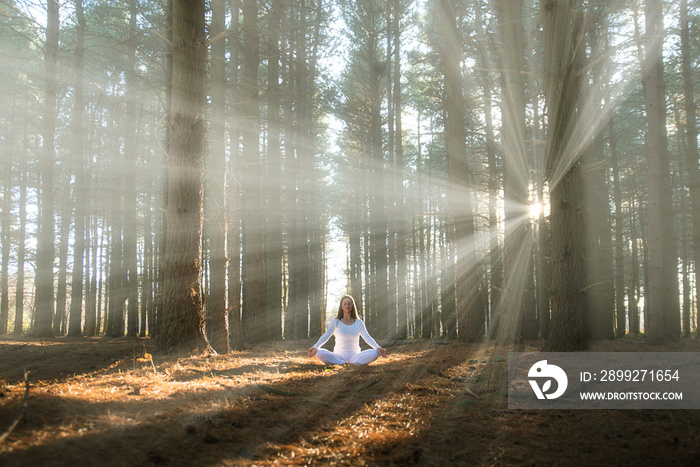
341, 298, 354, 316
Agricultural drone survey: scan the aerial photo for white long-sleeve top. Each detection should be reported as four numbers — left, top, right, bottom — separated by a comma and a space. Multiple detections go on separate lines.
312, 318, 380, 354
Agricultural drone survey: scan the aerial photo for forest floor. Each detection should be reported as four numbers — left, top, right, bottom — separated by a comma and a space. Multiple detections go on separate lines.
1, 336, 700, 466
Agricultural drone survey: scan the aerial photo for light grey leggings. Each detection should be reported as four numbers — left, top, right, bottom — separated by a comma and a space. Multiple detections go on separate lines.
315, 348, 379, 365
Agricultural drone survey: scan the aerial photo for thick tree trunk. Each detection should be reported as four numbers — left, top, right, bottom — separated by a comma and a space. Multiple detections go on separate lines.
547, 163, 588, 350
681, 0, 700, 338
496, 0, 529, 344
240, 0, 267, 343
643, 0, 680, 344
156, 0, 209, 354
580, 9, 615, 341
542, 0, 589, 351
438, 0, 482, 342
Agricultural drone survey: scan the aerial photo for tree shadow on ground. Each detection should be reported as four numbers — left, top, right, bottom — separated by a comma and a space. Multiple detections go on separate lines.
0, 336, 156, 385
357, 343, 700, 466
1, 339, 475, 466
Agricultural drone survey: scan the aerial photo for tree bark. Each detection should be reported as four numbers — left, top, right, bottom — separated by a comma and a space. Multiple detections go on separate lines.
495, 0, 530, 344
206, 0, 230, 353
542, 0, 589, 351
681, 0, 700, 338
156, 0, 209, 354
643, 0, 680, 344
124, 0, 140, 338
227, 0, 244, 351
393, 0, 408, 339
34, 0, 60, 337
240, 0, 267, 343
580, 8, 615, 340
264, 0, 283, 342
610, 117, 626, 338
68, 0, 87, 337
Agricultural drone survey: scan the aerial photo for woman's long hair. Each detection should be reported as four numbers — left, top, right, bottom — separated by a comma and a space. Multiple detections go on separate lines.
335, 295, 360, 320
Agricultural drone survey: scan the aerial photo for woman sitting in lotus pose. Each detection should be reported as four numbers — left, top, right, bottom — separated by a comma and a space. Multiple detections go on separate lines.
308, 295, 387, 365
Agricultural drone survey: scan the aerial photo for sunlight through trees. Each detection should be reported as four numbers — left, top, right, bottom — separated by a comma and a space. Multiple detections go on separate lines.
0, 0, 699, 348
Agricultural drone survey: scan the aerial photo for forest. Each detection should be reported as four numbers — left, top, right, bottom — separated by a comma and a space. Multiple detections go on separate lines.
0, 0, 698, 352
0, 0, 696, 352
1, 0, 700, 464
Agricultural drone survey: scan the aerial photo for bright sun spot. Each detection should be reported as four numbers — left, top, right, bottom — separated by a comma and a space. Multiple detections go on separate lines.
529, 202, 543, 219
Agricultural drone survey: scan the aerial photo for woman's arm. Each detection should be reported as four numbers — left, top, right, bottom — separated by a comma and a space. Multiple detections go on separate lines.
311, 318, 338, 350
358, 319, 381, 350
358, 320, 387, 357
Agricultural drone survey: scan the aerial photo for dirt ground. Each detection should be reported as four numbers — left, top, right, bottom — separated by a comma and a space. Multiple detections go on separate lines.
1, 335, 699, 466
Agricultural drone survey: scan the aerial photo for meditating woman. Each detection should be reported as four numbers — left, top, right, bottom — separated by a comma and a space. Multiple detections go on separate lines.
308, 295, 387, 365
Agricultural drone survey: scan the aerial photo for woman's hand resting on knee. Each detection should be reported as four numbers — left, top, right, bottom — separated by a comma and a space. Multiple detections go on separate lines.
308, 347, 317, 358
378, 347, 387, 358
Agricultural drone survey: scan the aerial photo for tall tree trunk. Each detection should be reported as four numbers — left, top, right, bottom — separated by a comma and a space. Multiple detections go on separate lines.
422, 145, 435, 339
581, 8, 615, 340
610, 116, 626, 338
141, 191, 153, 336
681, 0, 700, 339
35, 0, 60, 337
495, 0, 530, 344
68, 0, 87, 337
206, 0, 230, 353
439, 0, 482, 342
156, 0, 209, 354
264, 0, 283, 342
386, 0, 397, 340
542, 0, 589, 351
629, 172, 640, 335
531, 45, 550, 340
416, 111, 427, 337
306, 0, 326, 338
368, 20, 389, 339
227, 0, 244, 350
240, 0, 267, 343
124, 0, 140, 338
474, 1, 502, 336
393, 0, 408, 339
643, 0, 680, 344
